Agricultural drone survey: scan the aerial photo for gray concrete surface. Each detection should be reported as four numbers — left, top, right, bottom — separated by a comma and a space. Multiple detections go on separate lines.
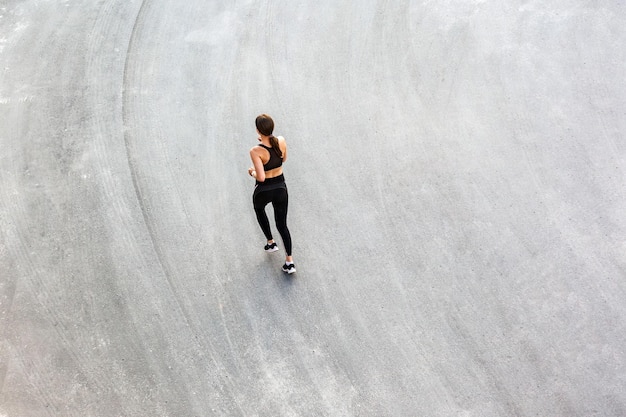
1, 1, 625, 416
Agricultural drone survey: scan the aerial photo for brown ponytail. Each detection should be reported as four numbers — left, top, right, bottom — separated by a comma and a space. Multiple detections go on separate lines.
269, 135, 283, 159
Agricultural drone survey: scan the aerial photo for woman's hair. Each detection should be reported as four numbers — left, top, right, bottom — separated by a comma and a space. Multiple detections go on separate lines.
256, 114, 283, 158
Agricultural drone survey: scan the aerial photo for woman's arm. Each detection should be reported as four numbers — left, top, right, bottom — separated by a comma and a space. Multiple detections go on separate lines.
278, 136, 288, 162
249, 148, 266, 182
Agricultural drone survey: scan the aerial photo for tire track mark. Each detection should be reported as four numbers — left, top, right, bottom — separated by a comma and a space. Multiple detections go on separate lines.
0, 4, 123, 406
10, 345, 59, 417
264, 0, 288, 118
121, 3, 249, 413
0, 197, 83, 417
0, 169, 59, 415
0, 358, 6, 400
80, 3, 165, 414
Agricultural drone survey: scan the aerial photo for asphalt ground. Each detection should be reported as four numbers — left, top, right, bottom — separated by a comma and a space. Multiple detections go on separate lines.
1, 1, 625, 416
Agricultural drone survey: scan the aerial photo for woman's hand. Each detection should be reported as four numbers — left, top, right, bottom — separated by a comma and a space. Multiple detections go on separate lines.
248, 167, 256, 177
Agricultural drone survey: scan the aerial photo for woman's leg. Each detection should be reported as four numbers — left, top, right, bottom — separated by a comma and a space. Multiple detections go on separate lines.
272, 188, 292, 257
253, 191, 273, 241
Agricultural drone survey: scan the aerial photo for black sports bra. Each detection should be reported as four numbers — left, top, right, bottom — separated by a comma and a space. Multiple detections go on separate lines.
257, 144, 283, 171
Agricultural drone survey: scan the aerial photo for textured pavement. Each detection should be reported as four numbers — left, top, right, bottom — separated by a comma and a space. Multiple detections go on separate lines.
1, 1, 626, 416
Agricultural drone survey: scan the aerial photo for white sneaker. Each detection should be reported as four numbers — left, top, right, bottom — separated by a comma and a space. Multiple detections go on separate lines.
264, 242, 279, 252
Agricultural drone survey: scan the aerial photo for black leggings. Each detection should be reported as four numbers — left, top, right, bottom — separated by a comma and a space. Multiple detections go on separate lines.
253, 186, 292, 256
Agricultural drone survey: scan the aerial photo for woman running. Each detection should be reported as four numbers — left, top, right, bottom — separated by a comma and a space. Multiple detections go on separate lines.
248, 114, 295, 274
